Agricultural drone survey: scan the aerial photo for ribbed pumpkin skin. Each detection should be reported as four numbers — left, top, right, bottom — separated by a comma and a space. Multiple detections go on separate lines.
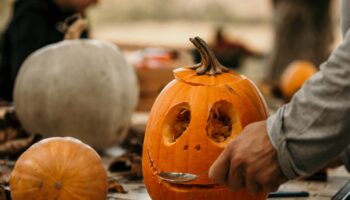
280, 60, 317, 100
14, 40, 139, 150
142, 68, 268, 200
10, 137, 108, 200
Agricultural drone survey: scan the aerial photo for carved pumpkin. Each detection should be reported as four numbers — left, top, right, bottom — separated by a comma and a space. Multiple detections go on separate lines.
142, 37, 268, 200
10, 137, 108, 200
280, 60, 317, 101
13, 38, 139, 150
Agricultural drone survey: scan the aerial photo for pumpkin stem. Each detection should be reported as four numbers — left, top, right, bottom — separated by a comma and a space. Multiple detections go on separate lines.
63, 14, 88, 40
189, 36, 229, 75
55, 181, 62, 189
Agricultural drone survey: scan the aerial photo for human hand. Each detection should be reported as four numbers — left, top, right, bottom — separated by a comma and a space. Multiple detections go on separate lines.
209, 120, 288, 194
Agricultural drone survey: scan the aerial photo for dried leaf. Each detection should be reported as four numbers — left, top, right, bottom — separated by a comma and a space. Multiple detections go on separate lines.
4, 128, 18, 142
0, 109, 42, 158
0, 134, 41, 157
108, 179, 128, 194
0, 132, 5, 143
109, 153, 142, 179
0, 185, 11, 200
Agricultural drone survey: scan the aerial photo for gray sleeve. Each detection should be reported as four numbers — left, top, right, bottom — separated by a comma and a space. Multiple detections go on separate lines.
342, 0, 350, 37
267, 28, 350, 179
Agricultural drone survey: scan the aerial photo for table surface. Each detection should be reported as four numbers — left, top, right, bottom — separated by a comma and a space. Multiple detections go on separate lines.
2, 109, 350, 200
106, 167, 350, 200
125, 112, 350, 200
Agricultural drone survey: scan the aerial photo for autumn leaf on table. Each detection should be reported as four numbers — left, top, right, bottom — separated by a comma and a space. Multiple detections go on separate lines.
108, 179, 128, 194
0, 109, 42, 158
0, 185, 11, 200
109, 153, 142, 179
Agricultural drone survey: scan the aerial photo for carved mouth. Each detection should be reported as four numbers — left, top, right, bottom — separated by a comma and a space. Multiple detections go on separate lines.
146, 149, 224, 189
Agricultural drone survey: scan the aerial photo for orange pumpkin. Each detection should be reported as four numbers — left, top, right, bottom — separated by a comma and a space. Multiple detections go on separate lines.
142, 37, 268, 200
280, 60, 317, 101
10, 137, 108, 200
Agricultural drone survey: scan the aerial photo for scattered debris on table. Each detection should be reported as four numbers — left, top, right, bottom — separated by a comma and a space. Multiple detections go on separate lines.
108, 178, 128, 194
109, 152, 142, 180
0, 109, 41, 159
0, 185, 11, 200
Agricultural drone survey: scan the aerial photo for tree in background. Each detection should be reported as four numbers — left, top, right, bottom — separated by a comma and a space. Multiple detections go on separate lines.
267, 0, 333, 81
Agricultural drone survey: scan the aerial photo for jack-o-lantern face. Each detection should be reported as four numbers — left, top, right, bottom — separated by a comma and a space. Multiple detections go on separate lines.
142, 37, 268, 200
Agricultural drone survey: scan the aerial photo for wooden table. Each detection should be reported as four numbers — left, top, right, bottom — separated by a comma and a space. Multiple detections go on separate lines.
1, 110, 349, 200
106, 165, 350, 200
274, 167, 350, 200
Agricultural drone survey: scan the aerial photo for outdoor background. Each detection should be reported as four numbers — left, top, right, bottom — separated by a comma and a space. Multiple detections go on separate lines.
0, 0, 342, 52
0, 0, 343, 84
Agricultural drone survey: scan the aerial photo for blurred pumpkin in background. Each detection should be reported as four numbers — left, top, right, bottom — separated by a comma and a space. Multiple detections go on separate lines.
130, 47, 179, 69
142, 37, 268, 200
13, 18, 139, 150
10, 137, 108, 200
280, 60, 317, 101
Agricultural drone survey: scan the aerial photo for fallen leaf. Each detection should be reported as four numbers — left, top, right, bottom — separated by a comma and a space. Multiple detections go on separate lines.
108, 179, 128, 194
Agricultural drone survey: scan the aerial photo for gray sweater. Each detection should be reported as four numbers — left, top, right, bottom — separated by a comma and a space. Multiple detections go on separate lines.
267, 0, 350, 179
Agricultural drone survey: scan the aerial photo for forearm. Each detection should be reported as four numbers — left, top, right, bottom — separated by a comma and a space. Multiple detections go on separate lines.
267, 29, 350, 179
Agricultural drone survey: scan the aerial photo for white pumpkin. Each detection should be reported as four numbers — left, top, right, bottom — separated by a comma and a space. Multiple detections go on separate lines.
13, 39, 139, 150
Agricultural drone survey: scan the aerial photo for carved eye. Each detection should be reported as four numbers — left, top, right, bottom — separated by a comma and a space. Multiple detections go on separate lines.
163, 103, 191, 144
206, 101, 240, 143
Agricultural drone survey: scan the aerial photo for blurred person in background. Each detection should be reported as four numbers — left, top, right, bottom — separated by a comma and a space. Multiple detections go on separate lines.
0, 0, 98, 104
259, 0, 333, 101
209, 0, 350, 194
267, 0, 333, 81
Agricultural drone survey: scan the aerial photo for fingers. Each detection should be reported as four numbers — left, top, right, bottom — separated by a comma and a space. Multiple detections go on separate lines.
209, 120, 288, 194
227, 165, 245, 191
245, 173, 261, 194
260, 177, 287, 193
210, 150, 284, 194
213, 156, 263, 194
255, 165, 288, 193
209, 147, 230, 184
210, 143, 246, 191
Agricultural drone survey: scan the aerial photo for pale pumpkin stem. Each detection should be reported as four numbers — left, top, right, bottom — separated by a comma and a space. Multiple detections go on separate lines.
189, 36, 229, 76
64, 14, 88, 40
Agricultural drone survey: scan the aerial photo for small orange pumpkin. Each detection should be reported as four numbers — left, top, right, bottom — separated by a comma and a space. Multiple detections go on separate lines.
9, 137, 108, 200
280, 60, 317, 101
142, 37, 268, 200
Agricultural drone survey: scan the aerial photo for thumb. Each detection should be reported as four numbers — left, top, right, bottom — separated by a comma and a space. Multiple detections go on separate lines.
209, 148, 231, 184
